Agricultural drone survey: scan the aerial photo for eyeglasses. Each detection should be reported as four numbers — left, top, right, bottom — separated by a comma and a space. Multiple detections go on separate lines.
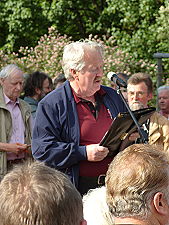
127, 91, 147, 98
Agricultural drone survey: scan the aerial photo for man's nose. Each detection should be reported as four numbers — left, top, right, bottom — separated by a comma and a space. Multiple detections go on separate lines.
159, 98, 164, 103
16, 83, 22, 90
133, 93, 139, 100
97, 68, 103, 77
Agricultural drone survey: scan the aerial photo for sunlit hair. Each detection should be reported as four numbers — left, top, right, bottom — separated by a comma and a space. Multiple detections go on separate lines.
157, 85, 169, 94
0, 64, 22, 79
127, 72, 153, 94
0, 161, 83, 225
106, 144, 169, 220
83, 186, 114, 225
62, 40, 104, 80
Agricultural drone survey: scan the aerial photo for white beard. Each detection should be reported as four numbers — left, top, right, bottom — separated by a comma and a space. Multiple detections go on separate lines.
129, 101, 145, 111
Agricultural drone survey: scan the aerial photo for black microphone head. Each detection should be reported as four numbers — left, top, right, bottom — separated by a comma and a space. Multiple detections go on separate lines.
107, 72, 127, 88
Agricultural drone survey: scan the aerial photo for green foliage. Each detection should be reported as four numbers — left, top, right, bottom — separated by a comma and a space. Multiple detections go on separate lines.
0, 0, 51, 52
1, 0, 169, 89
154, 1, 169, 84
106, 0, 165, 60
0, 0, 110, 52
0, 0, 169, 71
156, 2, 169, 52
46, 0, 109, 39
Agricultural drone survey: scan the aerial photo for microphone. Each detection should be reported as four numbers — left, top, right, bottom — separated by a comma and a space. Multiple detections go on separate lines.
107, 72, 127, 88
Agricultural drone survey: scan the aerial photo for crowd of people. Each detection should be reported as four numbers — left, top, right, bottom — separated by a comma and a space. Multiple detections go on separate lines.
0, 40, 169, 225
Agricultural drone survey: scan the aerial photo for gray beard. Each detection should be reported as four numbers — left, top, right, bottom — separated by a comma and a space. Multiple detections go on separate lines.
129, 101, 145, 111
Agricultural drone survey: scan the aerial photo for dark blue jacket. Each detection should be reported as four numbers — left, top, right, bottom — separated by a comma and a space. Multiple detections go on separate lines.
32, 81, 127, 187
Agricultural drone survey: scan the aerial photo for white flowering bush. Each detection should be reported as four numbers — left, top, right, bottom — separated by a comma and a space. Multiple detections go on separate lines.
0, 27, 156, 84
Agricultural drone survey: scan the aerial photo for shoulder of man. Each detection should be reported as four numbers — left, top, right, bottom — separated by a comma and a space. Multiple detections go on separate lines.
151, 111, 169, 125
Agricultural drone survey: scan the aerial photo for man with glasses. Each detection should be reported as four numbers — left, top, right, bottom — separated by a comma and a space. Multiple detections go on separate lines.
127, 72, 169, 152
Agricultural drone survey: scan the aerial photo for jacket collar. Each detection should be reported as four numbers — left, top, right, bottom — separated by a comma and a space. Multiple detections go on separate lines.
63, 80, 106, 102
0, 85, 7, 110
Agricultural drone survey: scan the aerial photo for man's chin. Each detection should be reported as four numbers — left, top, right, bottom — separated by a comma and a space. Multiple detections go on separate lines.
94, 82, 101, 88
12, 94, 20, 101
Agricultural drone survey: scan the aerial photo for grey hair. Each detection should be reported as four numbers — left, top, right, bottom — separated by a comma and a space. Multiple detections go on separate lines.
62, 40, 104, 80
0, 64, 22, 79
157, 85, 169, 93
83, 186, 114, 225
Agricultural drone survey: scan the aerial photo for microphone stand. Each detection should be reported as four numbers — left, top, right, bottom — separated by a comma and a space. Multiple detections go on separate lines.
116, 87, 148, 144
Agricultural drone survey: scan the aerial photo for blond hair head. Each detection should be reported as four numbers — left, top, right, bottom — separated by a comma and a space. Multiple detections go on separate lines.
106, 144, 169, 220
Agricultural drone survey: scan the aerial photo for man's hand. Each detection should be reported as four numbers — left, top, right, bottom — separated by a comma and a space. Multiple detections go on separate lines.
0, 142, 30, 154
128, 132, 140, 141
119, 132, 140, 152
86, 144, 109, 162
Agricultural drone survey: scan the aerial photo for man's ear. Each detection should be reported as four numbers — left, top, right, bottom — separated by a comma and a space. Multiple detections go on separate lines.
148, 92, 153, 101
70, 69, 78, 80
0, 78, 4, 86
153, 192, 169, 215
35, 87, 41, 95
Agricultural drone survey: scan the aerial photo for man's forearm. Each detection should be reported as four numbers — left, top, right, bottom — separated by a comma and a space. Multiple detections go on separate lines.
0, 142, 8, 152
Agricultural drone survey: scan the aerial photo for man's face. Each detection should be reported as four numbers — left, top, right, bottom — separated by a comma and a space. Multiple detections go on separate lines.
73, 49, 104, 96
41, 78, 52, 96
37, 78, 52, 100
127, 82, 152, 110
158, 90, 169, 111
0, 70, 24, 101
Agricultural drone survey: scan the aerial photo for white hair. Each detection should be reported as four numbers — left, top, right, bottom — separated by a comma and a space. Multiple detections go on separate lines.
0, 64, 22, 79
83, 186, 114, 225
157, 85, 169, 94
62, 40, 104, 80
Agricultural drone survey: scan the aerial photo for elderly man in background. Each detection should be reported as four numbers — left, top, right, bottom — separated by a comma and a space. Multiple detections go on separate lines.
106, 144, 169, 225
127, 72, 169, 152
0, 64, 32, 180
158, 85, 169, 120
32, 40, 127, 195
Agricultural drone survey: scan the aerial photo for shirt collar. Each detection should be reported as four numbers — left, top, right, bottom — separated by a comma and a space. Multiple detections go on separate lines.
4, 93, 19, 105
72, 87, 106, 103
